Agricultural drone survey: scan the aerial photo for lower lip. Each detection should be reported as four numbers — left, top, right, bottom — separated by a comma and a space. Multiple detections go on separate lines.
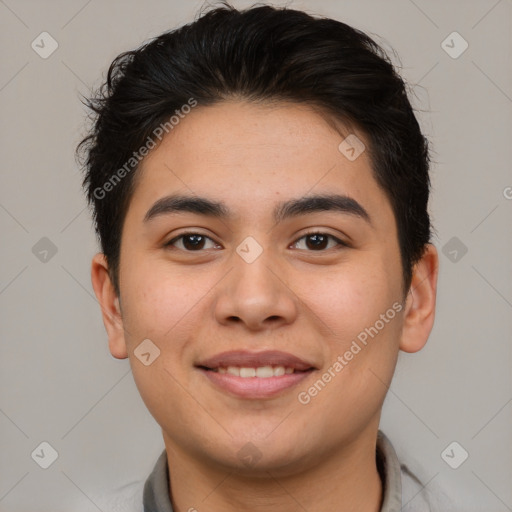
198, 368, 314, 399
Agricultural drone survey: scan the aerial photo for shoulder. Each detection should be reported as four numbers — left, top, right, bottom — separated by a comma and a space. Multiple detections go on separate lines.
400, 462, 455, 512
378, 430, 457, 512
97, 480, 144, 512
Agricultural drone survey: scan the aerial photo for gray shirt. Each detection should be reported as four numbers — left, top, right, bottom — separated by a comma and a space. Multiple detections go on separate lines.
141, 430, 452, 512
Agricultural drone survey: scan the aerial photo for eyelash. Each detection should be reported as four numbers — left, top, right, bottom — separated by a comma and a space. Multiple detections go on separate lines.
164, 230, 349, 252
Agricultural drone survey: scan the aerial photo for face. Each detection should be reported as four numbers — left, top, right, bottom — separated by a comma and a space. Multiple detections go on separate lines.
92, 100, 437, 475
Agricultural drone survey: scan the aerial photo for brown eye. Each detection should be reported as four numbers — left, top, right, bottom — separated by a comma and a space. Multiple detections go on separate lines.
292, 232, 347, 251
165, 233, 220, 251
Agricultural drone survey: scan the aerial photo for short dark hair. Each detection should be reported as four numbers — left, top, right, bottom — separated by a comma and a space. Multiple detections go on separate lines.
77, 1, 433, 298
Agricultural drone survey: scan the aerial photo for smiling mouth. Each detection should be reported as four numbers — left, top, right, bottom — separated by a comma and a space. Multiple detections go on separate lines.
197, 362, 315, 399
195, 350, 317, 398
201, 365, 310, 377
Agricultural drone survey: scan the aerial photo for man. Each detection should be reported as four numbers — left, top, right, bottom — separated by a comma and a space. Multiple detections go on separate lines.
78, 2, 451, 510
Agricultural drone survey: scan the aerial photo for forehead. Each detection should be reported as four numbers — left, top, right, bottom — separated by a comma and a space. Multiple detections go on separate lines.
126, 100, 392, 227
145, 101, 360, 170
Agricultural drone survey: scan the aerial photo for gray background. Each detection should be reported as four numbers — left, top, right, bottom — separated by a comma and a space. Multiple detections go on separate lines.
1, 0, 511, 510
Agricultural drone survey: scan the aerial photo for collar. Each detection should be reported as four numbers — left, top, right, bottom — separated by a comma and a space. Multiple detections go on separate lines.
143, 429, 403, 512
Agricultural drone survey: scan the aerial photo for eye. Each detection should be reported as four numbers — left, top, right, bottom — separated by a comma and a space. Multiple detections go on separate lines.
165, 232, 220, 251
291, 231, 348, 251
164, 230, 348, 252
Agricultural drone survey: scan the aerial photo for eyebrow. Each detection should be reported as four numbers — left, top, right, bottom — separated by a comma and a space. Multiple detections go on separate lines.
143, 193, 372, 226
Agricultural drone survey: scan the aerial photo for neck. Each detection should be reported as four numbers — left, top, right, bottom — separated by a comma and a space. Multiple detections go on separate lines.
163, 426, 383, 512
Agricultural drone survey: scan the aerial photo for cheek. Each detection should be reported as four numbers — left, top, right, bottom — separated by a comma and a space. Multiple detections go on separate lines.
295, 264, 402, 435
295, 258, 396, 343
295, 256, 403, 397
119, 261, 210, 426
120, 258, 206, 345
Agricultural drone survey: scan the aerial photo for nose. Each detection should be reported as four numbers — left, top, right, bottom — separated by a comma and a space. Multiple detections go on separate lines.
213, 246, 298, 332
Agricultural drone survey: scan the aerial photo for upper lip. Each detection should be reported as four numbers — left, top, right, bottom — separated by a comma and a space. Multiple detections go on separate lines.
196, 350, 316, 371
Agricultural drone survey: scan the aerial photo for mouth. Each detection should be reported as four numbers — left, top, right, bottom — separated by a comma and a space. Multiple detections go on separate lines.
195, 350, 316, 399
209, 365, 299, 377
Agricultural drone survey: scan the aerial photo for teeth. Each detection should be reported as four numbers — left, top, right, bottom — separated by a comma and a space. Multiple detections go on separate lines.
239, 367, 256, 378
217, 366, 296, 377
256, 366, 273, 378
273, 366, 285, 376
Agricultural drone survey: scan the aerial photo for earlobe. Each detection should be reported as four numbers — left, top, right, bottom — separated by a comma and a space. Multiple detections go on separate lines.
399, 244, 439, 354
90, 253, 128, 359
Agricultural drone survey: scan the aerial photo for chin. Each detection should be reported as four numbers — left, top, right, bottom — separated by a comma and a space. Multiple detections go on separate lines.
204, 432, 314, 476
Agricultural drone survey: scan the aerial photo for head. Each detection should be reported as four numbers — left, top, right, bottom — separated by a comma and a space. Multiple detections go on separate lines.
79, 2, 438, 474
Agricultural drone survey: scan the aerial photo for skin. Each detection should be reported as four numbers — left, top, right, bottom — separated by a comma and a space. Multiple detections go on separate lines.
91, 100, 438, 512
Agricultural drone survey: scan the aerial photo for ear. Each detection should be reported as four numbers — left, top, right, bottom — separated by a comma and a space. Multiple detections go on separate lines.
90, 253, 128, 359
399, 243, 439, 353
